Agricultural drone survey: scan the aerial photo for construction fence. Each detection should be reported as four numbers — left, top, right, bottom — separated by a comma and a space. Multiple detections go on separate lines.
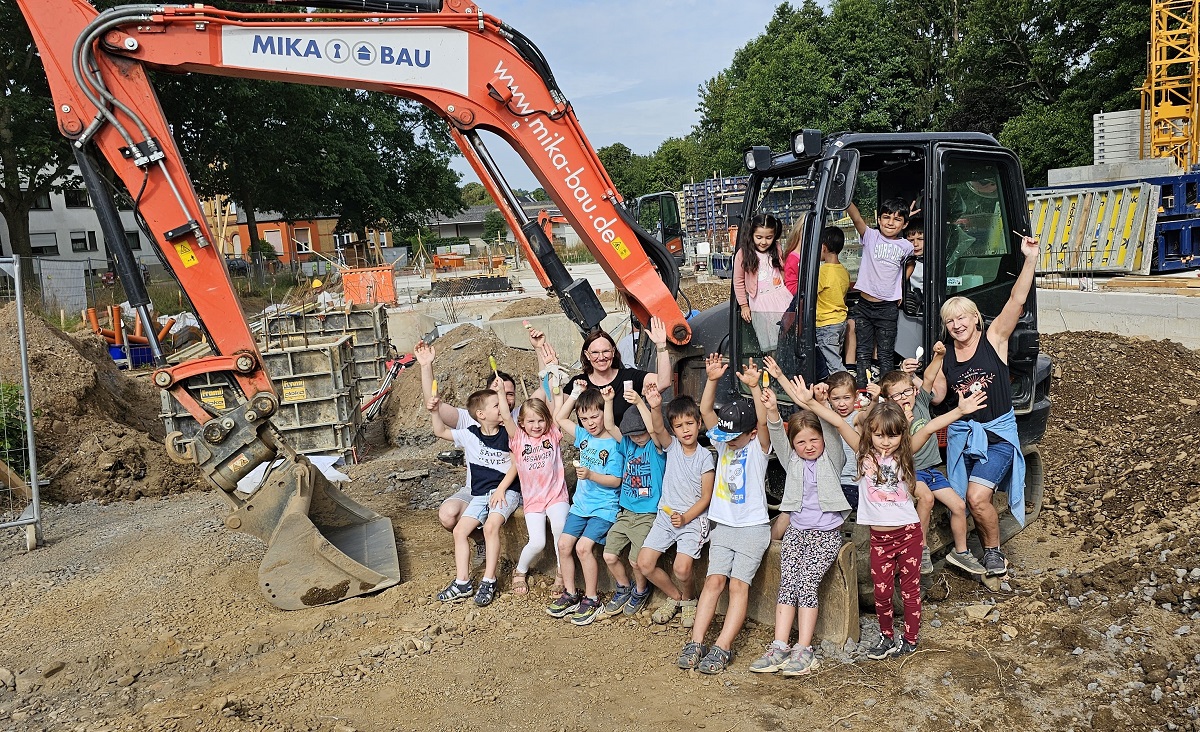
0, 256, 42, 551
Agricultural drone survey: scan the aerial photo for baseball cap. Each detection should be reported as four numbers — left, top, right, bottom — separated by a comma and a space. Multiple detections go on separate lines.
619, 406, 648, 436
706, 398, 756, 443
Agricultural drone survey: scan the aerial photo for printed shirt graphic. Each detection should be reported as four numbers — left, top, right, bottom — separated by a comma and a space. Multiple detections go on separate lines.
510, 424, 567, 513
618, 437, 667, 513
659, 438, 716, 514
856, 455, 919, 526
571, 425, 624, 522
854, 229, 914, 302
708, 440, 770, 528
451, 425, 513, 496
455, 406, 522, 492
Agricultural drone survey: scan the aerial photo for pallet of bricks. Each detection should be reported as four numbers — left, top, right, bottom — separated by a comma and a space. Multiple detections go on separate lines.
160, 334, 363, 464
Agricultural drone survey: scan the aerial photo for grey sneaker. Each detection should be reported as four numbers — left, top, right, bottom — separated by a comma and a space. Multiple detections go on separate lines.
920, 545, 934, 575
981, 547, 1009, 577
624, 587, 652, 616
946, 549, 987, 576
780, 645, 820, 677
896, 640, 918, 656
676, 641, 707, 670
546, 591, 581, 618
866, 635, 900, 660
749, 641, 791, 674
601, 584, 632, 617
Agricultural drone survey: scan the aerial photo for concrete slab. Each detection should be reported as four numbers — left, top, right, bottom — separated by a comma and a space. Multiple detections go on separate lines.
384, 309, 437, 353
1038, 289, 1200, 349
485, 312, 632, 365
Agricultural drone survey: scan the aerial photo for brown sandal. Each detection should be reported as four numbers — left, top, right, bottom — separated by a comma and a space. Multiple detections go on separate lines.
511, 570, 529, 596
551, 569, 564, 596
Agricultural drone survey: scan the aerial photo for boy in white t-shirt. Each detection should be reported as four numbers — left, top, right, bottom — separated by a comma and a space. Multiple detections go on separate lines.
676, 355, 772, 675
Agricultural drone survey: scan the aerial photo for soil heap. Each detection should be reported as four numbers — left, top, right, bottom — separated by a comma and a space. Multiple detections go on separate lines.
679, 281, 731, 312
0, 304, 203, 503
385, 324, 543, 448
488, 297, 562, 320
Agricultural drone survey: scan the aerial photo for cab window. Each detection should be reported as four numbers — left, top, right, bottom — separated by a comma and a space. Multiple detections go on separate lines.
942, 157, 1016, 303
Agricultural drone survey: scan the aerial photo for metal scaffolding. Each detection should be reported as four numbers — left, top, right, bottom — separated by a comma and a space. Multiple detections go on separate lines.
1144, 0, 1200, 169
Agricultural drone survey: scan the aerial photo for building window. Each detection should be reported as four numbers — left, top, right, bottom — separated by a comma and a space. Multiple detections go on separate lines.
31, 191, 52, 210
70, 231, 89, 253
64, 188, 90, 208
294, 227, 312, 252
30, 232, 59, 256
125, 231, 141, 251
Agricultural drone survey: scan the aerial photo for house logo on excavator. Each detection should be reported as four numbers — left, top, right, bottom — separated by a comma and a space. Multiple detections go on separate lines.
247, 35, 431, 68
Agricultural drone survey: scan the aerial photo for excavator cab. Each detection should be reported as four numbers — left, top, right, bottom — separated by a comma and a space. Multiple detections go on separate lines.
731, 130, 1052, 606
629, 192, 687, 265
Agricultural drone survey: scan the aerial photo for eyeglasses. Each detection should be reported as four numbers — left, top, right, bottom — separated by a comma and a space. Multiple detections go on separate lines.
587, 349, 614, 359
889, 388, 916, 401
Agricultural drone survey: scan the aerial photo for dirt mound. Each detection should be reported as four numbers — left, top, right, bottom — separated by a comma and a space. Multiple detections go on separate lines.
385, 324, 542, 447
679, 281, 731, 312
1038, 331, 1200, 551
0, 304, 203, 502
488, 297, 562, 320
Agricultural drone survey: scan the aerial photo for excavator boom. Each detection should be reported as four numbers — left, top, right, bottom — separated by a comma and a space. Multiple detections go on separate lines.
15, 0, 691, 609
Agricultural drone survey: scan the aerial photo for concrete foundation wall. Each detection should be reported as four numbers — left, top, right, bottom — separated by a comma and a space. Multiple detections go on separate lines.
1038, 289, 1200, 349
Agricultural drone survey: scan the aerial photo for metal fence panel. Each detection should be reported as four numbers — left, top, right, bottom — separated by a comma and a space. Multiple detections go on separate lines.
0, 256, 42, 550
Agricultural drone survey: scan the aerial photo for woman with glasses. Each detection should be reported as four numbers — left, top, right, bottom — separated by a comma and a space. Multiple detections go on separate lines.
571, 316, 673, 425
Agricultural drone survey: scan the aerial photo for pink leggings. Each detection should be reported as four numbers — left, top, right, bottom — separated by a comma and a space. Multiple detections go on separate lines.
868, 523, 922, 645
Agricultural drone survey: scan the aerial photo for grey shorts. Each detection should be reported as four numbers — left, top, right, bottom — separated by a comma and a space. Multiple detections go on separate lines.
444, 485, 473, 505
642, 510, 710, 558
461, 490, 522, 525
706, 522, 771, 584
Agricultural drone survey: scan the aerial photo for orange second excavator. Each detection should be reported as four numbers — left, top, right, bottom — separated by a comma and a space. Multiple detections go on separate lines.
16, 0, 692, 609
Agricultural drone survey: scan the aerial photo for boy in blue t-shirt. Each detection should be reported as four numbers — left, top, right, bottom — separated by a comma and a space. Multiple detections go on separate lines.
548, 381, 625, 626
599, 383, 667, 619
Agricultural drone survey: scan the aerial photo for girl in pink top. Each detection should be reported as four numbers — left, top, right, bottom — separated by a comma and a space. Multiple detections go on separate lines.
733, 213, 793, 353
500, 395, 570, 595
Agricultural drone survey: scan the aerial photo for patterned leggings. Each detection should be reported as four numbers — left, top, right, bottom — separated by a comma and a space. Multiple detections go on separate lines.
869, 523, 923, 644
777, 527, 843, 607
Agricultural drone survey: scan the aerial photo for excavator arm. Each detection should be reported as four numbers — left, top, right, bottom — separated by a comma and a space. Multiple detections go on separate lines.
16, 0, 689, 610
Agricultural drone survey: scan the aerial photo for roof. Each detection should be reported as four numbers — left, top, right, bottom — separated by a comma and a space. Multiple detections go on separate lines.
235, 209, 338, 224
429, 202, 563, 226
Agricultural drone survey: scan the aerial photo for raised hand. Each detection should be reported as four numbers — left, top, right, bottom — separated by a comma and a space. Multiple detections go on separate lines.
760, 386, 778, 412
528, 327, 547, 348
909, 200, 923, 219
425, 394, 440, 412
414, 341, 435, 365
866, 383, 882, 400
736, 358, 761, 387
648, 316, 668, 346
762, 355, 784, 380
788, 374, 814, 404
704, 353, 728, 381
932, 341, 946, 359
643, 383, 662, 409
600, 385, 615, 403
571, 379, 589, 398
1020, 235, 1040, 259
900, 358, 919, 374
812, 382, 830, 404
623, 384, 641, 404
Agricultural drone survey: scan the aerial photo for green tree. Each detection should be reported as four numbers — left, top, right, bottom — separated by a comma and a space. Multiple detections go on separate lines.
461, 181, 493, 207
598, 142, 648, 198
0, 3, 78, 262
482, 209, 507, 242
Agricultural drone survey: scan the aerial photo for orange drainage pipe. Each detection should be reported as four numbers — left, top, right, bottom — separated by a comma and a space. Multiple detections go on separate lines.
110, 306, 123, 345
87, 307, 100, 333
156, 318, 176, 342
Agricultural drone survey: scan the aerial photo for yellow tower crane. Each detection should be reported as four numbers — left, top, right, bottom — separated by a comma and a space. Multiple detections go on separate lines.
1143, 0, 1200, 169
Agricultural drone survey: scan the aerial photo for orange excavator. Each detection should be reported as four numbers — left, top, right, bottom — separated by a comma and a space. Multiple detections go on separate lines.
15, 0, 690, 610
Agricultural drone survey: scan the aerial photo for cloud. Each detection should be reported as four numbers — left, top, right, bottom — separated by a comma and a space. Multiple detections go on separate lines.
449, 0, 780, 189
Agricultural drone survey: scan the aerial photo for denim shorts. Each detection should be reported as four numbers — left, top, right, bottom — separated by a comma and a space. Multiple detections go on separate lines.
462, 490, 522, 524
916, 468, 953, 492
964, 441, 1016, 491
562, 512, 614, 544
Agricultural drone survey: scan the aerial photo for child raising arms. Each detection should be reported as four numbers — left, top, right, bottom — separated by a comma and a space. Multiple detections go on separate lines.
498, 352, 571, 596
749, 359, 852, 676
793, 376, 985, 659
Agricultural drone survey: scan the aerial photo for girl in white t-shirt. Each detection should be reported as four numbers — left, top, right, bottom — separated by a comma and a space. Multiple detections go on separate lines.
798, 383, 985, 661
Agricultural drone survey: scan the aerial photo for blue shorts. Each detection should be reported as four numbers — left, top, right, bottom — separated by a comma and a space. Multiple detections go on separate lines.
563, 512, 614, 545
916, 468, 953, 492
964, 441, 1016, 491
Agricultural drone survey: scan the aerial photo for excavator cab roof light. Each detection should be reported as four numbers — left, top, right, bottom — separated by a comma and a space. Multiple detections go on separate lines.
791, 129, 823, 157
744, 146, 773, 172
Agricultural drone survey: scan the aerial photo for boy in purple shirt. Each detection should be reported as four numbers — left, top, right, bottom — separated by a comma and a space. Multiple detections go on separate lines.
847, 198, 915, 388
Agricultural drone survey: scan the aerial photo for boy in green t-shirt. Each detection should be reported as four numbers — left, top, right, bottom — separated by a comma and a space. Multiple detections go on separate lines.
816, 226, 850, 376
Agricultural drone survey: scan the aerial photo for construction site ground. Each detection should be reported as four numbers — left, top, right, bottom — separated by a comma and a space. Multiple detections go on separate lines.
2, 290, 1200, 732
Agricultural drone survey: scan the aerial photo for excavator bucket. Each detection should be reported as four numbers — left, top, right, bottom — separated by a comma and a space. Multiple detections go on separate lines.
227, 455, 400, 610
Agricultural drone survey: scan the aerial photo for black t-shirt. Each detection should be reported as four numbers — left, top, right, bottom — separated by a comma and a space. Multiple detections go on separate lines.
942, 334, 1012, 435
570, 367, 649, 424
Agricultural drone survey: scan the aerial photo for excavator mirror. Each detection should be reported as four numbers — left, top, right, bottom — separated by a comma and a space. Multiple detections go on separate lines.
825, 148, 860, 211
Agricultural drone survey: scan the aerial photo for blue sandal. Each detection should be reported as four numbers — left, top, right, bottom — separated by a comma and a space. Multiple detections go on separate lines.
438, 580, 473, 603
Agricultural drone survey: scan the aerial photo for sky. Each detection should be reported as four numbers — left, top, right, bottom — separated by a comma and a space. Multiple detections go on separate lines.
449, 0, 784, 191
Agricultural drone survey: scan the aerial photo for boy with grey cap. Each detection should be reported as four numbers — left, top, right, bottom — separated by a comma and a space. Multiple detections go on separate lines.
676, 354, 772, 675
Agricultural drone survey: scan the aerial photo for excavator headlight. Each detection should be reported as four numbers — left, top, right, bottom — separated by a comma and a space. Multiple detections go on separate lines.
744, 146, 772, 172
791, 129, 823, 157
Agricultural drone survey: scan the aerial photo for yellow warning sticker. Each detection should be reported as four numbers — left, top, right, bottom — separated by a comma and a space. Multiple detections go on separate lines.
611, 236, 630, 260
199, 388, 226, 411
281, 381, 306, 402
174, 239, 199, 268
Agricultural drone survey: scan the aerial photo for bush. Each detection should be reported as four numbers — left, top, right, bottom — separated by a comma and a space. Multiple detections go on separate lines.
0, 382, 29, 479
